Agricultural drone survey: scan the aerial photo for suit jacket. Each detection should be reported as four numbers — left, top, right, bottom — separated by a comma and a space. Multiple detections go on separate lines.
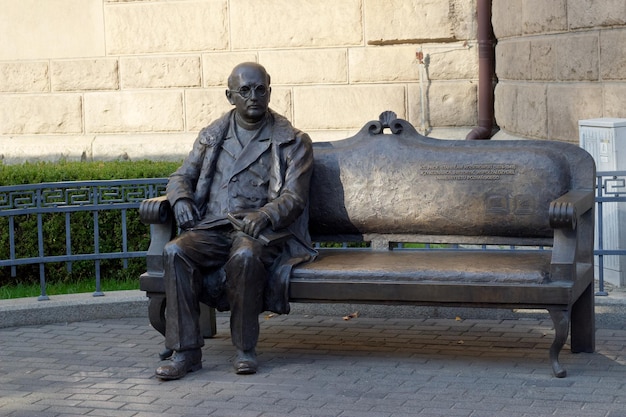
166, 109, 316, 314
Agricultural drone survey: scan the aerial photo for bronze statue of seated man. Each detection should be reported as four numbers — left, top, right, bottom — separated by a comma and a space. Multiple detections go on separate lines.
155, 62, 315, 380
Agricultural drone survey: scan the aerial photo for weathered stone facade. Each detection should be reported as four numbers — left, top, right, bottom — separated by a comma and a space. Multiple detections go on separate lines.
0, 0, 477, 163
493, 0, 626, 142
0, 0, 624, 162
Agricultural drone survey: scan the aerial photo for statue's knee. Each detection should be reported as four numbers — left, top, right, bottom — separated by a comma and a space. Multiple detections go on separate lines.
229, 246, 256, 263
227, 239, 266, 272
164, 241, 183, 258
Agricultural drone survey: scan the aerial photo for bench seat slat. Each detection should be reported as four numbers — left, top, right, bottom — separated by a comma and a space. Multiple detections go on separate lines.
292, 250, 552, 284
288, 279, 574, 306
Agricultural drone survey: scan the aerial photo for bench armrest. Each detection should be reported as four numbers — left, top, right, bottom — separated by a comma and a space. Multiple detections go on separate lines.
139, 195, 172, 224
549, 190, 595, 282
549, 190, 595, 230
140, 196, 176, 276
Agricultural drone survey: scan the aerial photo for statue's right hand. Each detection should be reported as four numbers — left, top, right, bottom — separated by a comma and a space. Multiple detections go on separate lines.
173, 199, 199, 230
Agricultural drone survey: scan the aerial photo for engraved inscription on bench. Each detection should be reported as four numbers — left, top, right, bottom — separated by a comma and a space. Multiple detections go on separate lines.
420, 164, 517, 181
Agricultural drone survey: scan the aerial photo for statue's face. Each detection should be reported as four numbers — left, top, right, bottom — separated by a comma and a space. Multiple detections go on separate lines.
226, 65, 271, 124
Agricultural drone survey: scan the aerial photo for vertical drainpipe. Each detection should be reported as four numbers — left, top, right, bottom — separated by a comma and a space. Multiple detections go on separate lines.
465, 0, 496, 140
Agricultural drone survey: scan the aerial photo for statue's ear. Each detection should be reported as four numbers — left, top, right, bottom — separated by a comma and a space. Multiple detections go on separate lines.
225, 89, 235, 105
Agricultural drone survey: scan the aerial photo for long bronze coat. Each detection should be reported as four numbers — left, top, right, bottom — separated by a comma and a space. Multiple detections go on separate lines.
166, 109, 316, 314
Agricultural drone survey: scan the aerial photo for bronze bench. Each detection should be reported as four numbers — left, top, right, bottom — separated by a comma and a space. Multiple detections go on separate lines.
140, 111, 596, 378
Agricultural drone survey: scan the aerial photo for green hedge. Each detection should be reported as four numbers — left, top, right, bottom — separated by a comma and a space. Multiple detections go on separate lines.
0, 160, 180, 185
0, 160, 181, 288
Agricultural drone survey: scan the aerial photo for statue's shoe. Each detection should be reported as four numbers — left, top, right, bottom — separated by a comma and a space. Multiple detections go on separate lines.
155, 349, 202, 380
234, 349, 258, 374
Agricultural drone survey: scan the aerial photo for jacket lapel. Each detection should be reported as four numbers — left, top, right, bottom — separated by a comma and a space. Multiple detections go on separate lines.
229, 123, 272, 179
193, 109, 297, 205
267, 110, 297, 198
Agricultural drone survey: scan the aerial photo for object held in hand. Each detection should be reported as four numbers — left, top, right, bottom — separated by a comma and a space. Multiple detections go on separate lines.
227, 212, 292, 246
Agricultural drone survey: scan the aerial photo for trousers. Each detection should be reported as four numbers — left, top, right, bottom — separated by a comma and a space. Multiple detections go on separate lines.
163, 227, 281, 352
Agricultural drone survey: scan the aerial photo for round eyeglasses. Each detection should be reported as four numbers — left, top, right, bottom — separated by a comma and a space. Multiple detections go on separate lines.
230, 84, 269, 99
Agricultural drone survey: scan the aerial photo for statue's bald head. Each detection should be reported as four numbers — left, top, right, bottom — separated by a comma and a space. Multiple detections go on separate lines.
227, 62, 271, 90
225, 62, 272, 124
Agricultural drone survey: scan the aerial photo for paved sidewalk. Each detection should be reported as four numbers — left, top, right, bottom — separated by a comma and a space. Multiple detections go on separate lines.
1, 300, 625, 417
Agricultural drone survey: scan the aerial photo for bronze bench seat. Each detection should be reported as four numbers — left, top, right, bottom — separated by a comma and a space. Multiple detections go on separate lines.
292, 250, 553, 286
140, 111, 596, 378
290, 249, 589, 310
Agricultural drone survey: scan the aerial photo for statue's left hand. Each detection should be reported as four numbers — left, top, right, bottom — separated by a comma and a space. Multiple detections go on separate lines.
237, 211, 270, 239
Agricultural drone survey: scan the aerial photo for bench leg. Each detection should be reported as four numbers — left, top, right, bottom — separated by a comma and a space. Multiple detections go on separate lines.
570, 282, 595, 354
548, 308, 570, 378
147, 293, 167, 337
200, 303, 218, 339
146, 294, 174, 359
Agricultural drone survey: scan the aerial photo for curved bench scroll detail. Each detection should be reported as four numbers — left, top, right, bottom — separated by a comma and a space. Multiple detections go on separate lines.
139, 195, 171, 225
549, 200, 577, 230
367, 111, 419, 136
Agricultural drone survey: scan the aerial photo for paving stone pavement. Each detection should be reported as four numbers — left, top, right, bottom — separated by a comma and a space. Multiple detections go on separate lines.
1, 303, 626, 417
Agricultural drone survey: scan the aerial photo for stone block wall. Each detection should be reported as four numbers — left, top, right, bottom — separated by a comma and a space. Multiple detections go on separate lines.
0, 0, 478, 163
493, 0, 626, 143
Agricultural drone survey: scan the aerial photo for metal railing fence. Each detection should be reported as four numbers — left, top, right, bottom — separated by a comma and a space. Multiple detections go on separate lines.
0, 178, 167, 300
0, 172, 623, 300
595, 170, 626, 295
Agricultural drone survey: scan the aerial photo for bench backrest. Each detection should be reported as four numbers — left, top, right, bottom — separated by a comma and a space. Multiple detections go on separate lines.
308, 112, 595, 241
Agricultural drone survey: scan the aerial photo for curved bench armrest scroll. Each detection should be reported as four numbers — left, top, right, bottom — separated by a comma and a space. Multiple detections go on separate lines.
549, 190, 595, 229
140, 195, 172, 225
